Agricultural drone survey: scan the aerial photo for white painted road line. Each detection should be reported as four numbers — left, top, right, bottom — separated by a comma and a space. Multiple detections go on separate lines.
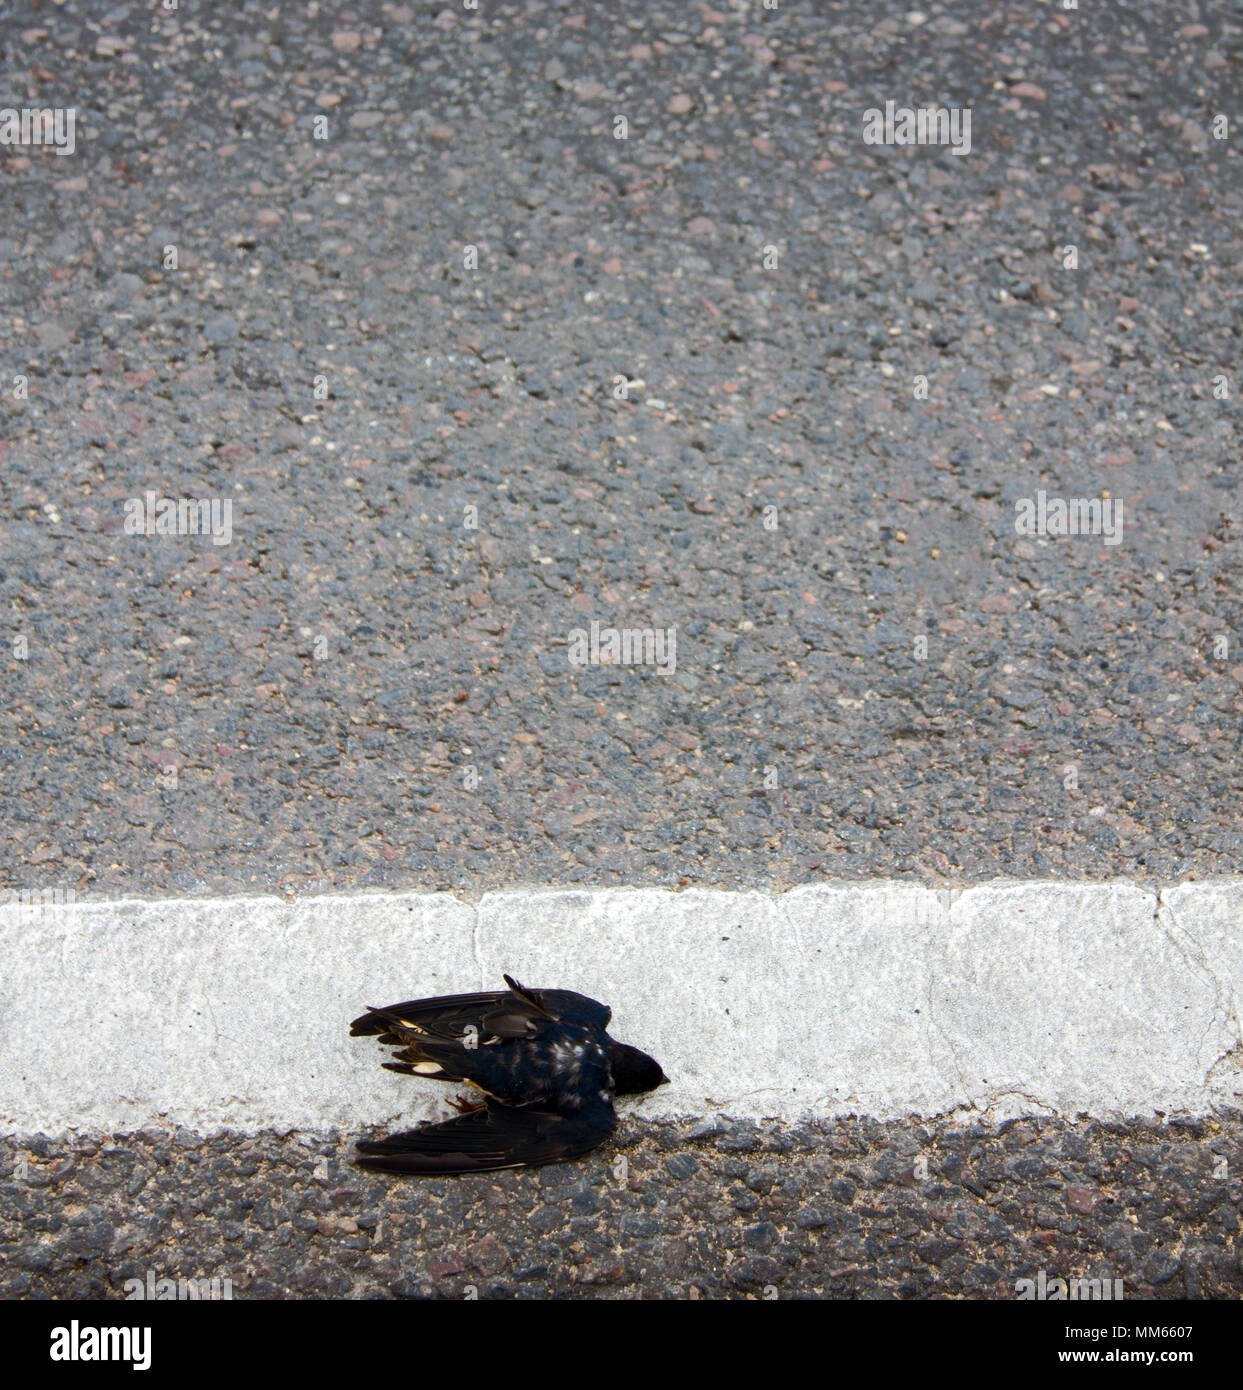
2, 881, 1240, 1135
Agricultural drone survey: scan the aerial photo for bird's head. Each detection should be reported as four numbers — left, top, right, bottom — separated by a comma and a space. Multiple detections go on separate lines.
610, 1042, 670, 1095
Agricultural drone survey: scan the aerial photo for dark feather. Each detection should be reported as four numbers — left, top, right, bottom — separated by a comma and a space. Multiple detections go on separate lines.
354, 1099, 614, 1175
349, 983, 611, 1040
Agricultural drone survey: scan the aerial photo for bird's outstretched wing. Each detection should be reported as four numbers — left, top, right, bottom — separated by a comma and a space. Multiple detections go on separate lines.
354, 1098, 615, 1175
350, 974, 613, 1105
349, 974, 611, 1040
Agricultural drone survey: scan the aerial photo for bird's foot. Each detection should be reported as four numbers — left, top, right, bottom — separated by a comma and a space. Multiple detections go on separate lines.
445, 1093, 485, 1114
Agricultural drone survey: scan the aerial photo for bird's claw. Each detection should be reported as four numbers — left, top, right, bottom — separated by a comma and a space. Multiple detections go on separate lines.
445, 1093, 485, 1114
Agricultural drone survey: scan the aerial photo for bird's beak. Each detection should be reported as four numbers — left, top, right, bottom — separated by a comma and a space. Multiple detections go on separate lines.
659, 1073, 671, 1086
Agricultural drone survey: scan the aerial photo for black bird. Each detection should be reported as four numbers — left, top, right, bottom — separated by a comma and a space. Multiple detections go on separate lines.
349, 974, 668, 1174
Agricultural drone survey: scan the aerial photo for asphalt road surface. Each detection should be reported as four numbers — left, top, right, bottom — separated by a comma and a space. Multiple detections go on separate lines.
1, 0, 1239, 899
4, 1115, 1241, 1300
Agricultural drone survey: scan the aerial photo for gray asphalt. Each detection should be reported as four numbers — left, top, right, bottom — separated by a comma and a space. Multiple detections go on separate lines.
0, 0, 1239, 899
4, 1114, 1240, 1300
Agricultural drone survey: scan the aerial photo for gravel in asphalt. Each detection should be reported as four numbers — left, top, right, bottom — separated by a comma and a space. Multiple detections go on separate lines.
3, 1114, 1240, 1300
0, 1, 1239, 896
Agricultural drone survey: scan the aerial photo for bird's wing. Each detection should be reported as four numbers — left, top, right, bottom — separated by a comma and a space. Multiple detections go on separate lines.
354, 1099, 615, 1175
349, 975, 609, 1040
